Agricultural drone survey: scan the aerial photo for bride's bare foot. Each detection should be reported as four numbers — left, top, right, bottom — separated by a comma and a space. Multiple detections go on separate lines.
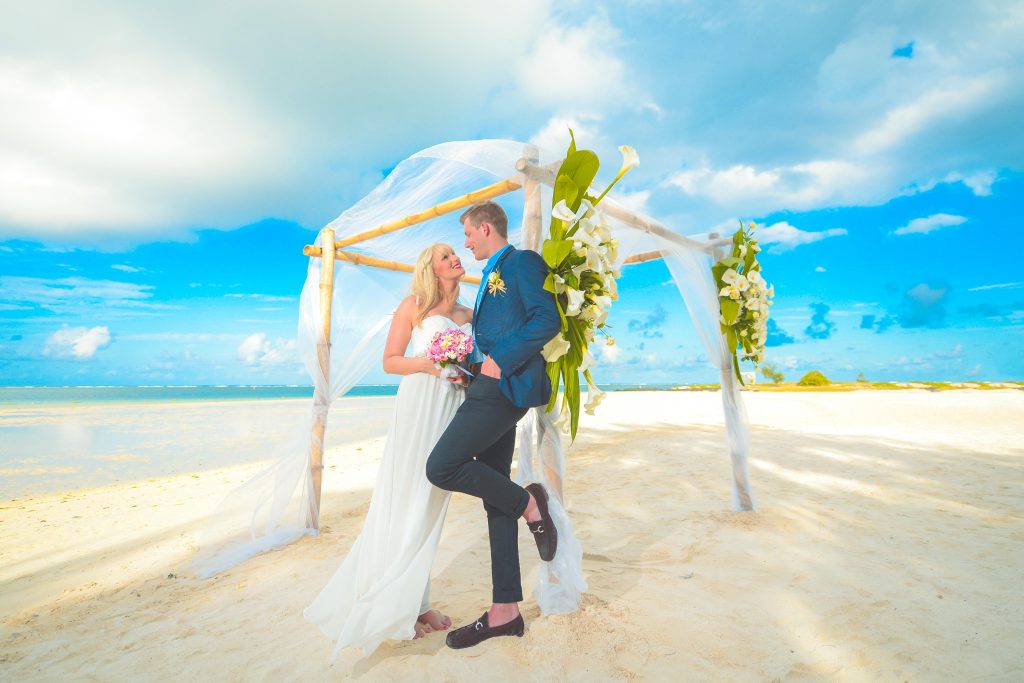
418, 609, 452, 631
413, 620, 432, 639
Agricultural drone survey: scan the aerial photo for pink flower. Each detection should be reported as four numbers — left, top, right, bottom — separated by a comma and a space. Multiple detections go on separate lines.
427, 328, 474, 367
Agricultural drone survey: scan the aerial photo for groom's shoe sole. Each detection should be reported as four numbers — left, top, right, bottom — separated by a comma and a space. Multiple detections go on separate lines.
445, 613, 524, 649
525, 483, 558, 561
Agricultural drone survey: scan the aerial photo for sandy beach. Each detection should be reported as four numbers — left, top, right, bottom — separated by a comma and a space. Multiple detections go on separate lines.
2, 389, 1022, 681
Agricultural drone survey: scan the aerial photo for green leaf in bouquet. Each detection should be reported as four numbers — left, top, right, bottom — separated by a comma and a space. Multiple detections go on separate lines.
553, 172, 579, 206
553, 293, 568, 332
563, 362, 581, 441
543, 272, 556, 294
542, 238, 574, 269
744, 250, 756, 273
546, 359, 562, 412
733, 352, 744, 385
565, 319, 585, 367
558, 151, 600, 211
726, 326, 738, 353
566, 128, 577, 157
720, 298, 740, 325
719, 256, 743, 269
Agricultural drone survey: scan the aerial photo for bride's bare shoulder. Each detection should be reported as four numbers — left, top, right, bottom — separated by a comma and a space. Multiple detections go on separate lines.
455, 302, 473, 324
393, 295, 419, 321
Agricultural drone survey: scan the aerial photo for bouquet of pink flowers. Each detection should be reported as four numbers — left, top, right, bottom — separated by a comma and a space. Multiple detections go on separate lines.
427, 328, 474, 369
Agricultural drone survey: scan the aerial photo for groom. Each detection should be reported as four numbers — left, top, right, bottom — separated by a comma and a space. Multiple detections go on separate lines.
426, 201, 562, 649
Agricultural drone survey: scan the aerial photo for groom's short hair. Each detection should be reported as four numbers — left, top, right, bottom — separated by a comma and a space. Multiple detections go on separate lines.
460, 201, 508, 238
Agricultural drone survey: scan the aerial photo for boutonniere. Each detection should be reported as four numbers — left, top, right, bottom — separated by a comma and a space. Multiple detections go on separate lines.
487, 269, 507, 296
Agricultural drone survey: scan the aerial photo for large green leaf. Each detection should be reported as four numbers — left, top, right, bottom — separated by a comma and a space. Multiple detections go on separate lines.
562, 363, 581, 441
718, 256, 743, 270
542, 238, 575, 269
543, 272, 556, 294
552, 173, 579, 209
554, 293, 568, 332
720, 298, 740, 325
546, 360, 562, 412
558, 151, 600, 212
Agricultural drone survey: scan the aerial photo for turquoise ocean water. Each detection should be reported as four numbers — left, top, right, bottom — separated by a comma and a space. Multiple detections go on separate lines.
0, 384, 677, 499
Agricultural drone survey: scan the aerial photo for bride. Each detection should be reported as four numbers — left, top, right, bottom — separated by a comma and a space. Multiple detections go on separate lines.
304, 243, 472, 658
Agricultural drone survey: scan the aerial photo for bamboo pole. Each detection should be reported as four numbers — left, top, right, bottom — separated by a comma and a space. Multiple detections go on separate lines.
309, 227, 335, 528
622, 250, 664, 265
520, 145, 543, 252
515, 159, 730, 254
332, 177, 523, 249
303, 245, 481, 284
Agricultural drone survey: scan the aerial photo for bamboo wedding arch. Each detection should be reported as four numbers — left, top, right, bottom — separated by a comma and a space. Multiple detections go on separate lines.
300, 150, 737, 524
192, 140, 754, 589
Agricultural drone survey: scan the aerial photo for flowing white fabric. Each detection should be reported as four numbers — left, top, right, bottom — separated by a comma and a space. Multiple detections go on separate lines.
304, 316, 467, 658
515, 408, 588, 613
651, 235, 755, 511
193, 138, 756, 606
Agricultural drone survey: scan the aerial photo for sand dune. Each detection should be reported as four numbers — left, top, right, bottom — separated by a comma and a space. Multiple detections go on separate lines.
2, 390, 1022, 681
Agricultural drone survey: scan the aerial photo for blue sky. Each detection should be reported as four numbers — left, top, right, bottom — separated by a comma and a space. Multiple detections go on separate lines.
1, 1, 1022, 386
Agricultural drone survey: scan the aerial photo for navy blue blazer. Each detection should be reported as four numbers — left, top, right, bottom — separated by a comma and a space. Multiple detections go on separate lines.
474, 246, 561, 408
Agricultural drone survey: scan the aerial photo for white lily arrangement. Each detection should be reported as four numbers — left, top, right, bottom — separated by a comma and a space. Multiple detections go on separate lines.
540, 132, 638, 439
713, 222, 774, 384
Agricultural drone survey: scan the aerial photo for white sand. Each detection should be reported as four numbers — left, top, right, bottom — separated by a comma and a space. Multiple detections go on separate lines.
2, 390, 1022, 681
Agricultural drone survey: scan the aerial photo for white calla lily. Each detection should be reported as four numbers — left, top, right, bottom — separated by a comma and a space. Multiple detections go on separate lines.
721, 268, 739, 285
541, 333, 571, 362
579, 348, 597, 372
618, 145, 639, 173
553, 404, 571, 433
552, 199, 576, 222
565, 287, 585, 316
584, 375, 606, 415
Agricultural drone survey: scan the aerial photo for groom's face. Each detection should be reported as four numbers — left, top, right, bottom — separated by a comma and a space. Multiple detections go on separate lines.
463, 219, 489, 261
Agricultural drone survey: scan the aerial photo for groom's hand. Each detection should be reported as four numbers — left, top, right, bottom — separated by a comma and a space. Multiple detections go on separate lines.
480, 356, 502, 379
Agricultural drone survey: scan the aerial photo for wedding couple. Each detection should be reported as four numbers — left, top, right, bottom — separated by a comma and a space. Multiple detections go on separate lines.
303, 201, 563, 657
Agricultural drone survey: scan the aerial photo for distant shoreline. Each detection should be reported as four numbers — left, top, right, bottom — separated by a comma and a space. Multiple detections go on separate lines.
0, 381, 1021, 406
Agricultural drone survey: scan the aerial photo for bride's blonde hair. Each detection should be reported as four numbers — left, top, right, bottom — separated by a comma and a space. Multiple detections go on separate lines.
411, 243, 460, 324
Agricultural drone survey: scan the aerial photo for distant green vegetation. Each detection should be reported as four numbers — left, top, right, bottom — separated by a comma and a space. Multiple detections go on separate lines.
667, 381, 1024, 392
798, 370, 831, 386
760, 364, 785, 384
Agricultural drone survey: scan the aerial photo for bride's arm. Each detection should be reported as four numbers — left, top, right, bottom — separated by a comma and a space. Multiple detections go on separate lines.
382, 296, 441, 377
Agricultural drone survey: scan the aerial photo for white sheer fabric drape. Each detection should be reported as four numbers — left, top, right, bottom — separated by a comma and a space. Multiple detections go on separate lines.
192, 139, 755, 607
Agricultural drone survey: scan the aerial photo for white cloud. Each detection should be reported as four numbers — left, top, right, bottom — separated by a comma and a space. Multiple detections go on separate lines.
600, 342, 621, 364
757, 221, 847, 253
0, 1, 552, 243
44, 326, 111, 359
237, 332, 297, 367
0, 275, 160, 315
111, 264, 143, 273
814, 266, 827, 273
893, 213, 967, 236
529, 114, 605, 155
224, 293, 296, 302
906, 283, 948, 305
664, 159, 875, 216
967, 281, 1022, 292
516, 17, 643, 111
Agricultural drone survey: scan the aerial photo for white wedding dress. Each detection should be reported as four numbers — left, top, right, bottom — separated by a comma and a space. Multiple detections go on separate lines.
303, 315, 469, 659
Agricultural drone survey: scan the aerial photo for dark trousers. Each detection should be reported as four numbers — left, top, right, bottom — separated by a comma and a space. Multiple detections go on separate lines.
426, 375, 530, 603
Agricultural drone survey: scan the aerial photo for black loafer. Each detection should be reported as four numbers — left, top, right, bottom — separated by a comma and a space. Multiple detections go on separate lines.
445, 612, 524, 649
525, 482, 558, 561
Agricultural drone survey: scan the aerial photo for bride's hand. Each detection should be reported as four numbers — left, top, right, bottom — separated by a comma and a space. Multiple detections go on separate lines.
422, 357, 441, 377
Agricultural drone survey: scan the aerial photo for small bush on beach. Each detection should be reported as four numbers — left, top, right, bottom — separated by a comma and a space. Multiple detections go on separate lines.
798, 370, 831, 386
760, 364, 785, 384
856, 372, 868, 383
